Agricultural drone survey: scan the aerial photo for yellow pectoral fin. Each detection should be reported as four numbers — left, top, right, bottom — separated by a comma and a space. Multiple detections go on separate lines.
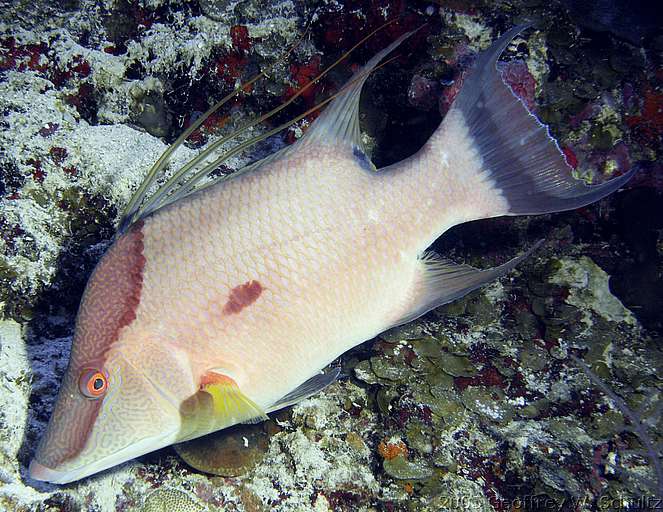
179, 372, 267, 441
200, 372, 268, 426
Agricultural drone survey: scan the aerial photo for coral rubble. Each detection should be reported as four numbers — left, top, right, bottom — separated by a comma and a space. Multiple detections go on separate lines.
0, 0, 661, 510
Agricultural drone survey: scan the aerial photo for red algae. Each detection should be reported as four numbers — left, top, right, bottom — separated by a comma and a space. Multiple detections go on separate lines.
562, 147, 578, 169
0, 37, 48, 73
49, 147, 68, 164
626, 84, 663, 147
498, 60, 536, 111
286, 55, 322, 106
454, 366, 505, 392
230, 25, 251, 52
38, 123, 59, 137
0, 36, 92, 88
26, 158, 45, 183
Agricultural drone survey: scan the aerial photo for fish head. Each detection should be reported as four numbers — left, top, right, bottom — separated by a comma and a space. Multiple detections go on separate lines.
28, 340, 184, 484
29, 222, 193, 484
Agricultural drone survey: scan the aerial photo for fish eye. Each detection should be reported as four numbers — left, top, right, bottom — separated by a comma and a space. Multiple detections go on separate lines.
79, 369, 108, 399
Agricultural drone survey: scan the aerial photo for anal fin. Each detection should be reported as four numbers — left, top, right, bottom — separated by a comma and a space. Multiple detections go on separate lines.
267, 366, 341, 413
392, 241, 543, 327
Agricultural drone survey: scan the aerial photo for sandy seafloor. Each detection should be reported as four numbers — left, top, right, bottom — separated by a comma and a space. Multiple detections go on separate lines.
0, 0, 662, 510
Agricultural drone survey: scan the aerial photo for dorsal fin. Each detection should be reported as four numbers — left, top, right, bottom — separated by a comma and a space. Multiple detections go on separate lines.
117, 27, 419, 234
301, 30, 417, 153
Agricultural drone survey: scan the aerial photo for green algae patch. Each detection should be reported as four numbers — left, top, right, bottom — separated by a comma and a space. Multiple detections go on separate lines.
369, 355, 412, 382
460, 387, 515, 424
437, 353, 476, 378
383, 454, 433, 480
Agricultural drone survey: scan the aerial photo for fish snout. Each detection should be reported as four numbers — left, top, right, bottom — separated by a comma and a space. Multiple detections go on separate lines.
28, 459, 68, 484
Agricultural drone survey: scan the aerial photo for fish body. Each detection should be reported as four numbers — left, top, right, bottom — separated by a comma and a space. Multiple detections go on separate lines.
132, 133, 502, 408
30, 27, 634, 483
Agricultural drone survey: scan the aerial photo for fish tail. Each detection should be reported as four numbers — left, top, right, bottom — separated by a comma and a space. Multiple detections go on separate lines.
425, 26, 635, 218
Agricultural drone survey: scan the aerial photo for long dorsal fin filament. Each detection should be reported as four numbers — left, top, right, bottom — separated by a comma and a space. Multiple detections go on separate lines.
147, 52, 404, 214
119, 19, 406, 233
119, 28, 310, 233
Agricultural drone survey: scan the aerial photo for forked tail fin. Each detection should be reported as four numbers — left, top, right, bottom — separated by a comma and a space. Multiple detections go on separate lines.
382, 26, 637, 327
444, 25, 635, 216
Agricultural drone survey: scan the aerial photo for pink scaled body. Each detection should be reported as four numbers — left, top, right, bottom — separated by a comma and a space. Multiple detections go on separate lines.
30, 27, 633, 483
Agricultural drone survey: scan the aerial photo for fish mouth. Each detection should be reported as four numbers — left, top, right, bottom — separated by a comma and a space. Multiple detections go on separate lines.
28, 459, 67, 483
28, 428, 179, 484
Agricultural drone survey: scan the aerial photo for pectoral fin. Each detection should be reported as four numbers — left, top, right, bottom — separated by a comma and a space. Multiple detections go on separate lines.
267, 366, 341, 413
391, 241, 543, 327
179, 371, 267, 441
200, 371, 268, 424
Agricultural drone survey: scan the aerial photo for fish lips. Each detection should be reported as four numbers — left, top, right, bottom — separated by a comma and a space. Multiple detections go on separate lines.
28, 459, 72, 484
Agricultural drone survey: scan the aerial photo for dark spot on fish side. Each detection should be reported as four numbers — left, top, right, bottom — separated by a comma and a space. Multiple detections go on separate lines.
223, 280, 263, 315
352, 145, 375, 172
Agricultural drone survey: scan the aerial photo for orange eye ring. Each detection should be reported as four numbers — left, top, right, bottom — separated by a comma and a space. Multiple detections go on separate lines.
79, 369, 108, 399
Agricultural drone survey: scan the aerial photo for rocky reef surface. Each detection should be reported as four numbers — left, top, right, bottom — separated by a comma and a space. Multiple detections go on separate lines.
0, 0, 661, 510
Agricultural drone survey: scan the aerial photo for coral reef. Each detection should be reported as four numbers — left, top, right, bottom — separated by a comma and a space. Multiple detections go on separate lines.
0, 0, 661, 510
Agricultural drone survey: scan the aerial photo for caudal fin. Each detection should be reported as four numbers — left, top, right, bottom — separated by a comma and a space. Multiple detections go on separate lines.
447, 25, 635, 216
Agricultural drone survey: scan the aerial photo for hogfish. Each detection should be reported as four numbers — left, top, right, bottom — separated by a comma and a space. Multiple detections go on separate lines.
29, 26, 634, 483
